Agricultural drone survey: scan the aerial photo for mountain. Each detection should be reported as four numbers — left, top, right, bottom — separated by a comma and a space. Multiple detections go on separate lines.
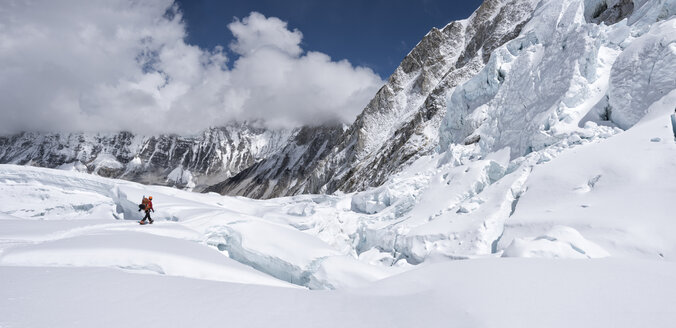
0, 123, 293, 190
213, 123, 345, 198
0, 0, 544, 199
2, 0, 674, 203
209, 0, 672, 199
207, 0, 541, 198
210, 0, 676, 262
344, 0, 676, 262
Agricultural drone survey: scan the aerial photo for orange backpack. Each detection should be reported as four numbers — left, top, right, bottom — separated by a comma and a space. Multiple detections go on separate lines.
140, 197, 150, 210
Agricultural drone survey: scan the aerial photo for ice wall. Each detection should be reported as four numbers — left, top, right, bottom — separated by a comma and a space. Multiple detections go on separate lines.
438, 0, 673, 160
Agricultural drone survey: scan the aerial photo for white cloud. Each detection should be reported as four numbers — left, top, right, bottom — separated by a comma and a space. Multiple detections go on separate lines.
0, 1, 384, 135
228, 12, 303, 57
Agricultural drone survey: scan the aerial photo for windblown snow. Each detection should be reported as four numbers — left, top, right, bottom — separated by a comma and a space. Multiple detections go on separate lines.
2, 0, 676, 327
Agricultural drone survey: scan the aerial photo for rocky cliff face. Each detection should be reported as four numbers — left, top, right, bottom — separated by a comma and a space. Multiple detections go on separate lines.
0, 123, 292, 190
208, 0, 539, 198
208, 124, 345, 198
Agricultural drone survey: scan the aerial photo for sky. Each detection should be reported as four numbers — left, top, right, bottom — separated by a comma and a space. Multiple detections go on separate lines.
0, 0, 484, 135
176, 0, 484, 78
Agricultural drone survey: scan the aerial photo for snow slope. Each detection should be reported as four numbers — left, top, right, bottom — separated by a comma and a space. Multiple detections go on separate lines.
500, 90, 676, 259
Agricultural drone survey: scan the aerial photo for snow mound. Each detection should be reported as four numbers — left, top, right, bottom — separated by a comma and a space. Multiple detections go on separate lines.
0, 228, 293, 287
0, 165, 121, 220
502, 225, 610, 258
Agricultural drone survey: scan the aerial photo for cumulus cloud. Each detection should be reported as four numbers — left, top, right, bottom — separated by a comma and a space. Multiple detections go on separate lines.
228, 12, 303, 57
0, 0, 384, 135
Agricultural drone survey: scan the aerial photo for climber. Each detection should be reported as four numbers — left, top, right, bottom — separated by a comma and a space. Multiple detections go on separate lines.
139, 196, 154, 225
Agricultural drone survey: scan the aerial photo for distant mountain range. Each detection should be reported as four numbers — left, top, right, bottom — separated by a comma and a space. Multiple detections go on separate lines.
0, 123, 293, 190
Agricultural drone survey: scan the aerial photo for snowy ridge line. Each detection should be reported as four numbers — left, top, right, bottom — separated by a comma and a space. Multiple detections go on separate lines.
0, 123, 296, 191
1, 89, 675, 289
198, 215, 391, 290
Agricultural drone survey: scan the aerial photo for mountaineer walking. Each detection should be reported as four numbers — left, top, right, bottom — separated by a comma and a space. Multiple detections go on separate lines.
138, 196, 154, 225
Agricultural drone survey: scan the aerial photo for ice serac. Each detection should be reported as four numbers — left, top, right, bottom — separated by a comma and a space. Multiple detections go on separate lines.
438, 0, 674, 158
353, 0, 676, 262
285, 0, 674, 264
0, 122, 293, 191
210, 0, 539, 198
606, 18, 676, 129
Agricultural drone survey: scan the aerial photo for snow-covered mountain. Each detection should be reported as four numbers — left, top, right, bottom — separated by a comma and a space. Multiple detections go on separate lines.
206, 0, 676, 271
5, 0, 672, 204
0, 122, 293, 190
338, 0, 676, 262
210, 0, 674, 200
210, 123, 345, 198
208, 0, 540, 198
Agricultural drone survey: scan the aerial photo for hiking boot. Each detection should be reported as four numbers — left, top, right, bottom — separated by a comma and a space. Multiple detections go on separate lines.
149, 220, 154, 224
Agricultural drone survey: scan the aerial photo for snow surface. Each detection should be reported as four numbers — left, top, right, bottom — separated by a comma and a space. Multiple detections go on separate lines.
1, 0, 676, 326
2, 259, 675, 328
0, 164, 400, 290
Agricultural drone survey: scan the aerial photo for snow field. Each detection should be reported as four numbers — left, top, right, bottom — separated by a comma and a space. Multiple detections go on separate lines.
2, 258, 675, 328
0, 164, 407, 290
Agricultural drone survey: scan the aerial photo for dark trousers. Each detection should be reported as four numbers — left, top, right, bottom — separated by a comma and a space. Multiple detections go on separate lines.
141, 211, 153, 222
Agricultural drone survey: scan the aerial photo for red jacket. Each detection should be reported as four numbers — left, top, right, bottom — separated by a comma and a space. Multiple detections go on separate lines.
146, 200, 154, 212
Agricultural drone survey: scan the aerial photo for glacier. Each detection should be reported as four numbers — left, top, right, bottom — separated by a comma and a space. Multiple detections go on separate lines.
1, 0, 676, 327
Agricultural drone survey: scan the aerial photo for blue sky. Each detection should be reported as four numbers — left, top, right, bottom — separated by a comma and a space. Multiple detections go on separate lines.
176, 0, 484, 78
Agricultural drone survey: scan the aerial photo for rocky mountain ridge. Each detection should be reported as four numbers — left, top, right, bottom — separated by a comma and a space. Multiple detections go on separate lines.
0, 123, 293, 190
207, 0, 540, 198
